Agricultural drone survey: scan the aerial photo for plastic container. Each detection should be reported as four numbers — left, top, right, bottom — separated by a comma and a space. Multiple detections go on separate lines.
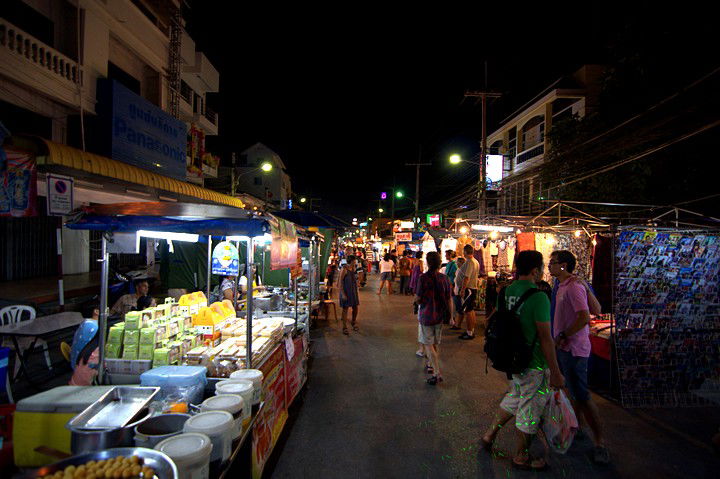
215, 380, 253, 427
183, 411, 233, 474
155, 432, 212, 479
140, 365, 208, 405
200, 395, 244, 441
134, 413, 190, 448
229, 369, 263, 405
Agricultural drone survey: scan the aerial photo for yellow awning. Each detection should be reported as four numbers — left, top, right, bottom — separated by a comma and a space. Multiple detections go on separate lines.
38, 139, 244, 209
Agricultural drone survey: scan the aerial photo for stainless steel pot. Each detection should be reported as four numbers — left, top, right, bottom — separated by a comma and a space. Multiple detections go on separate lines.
68, 410, 152, 454
134, 414, 190, 448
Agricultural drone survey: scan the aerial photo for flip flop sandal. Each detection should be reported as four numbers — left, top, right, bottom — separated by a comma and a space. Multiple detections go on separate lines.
512, 456, 548, 471
425, 365, 434, 374
352, 325, 360, 331
426, 375, 443, 385
342, 327, 349, 335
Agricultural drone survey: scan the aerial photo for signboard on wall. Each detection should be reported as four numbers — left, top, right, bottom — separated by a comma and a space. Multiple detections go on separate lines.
486, 154, 503, 190
0, 149, 37, 217
97, 79, 187, 180
395, 232, 412, 242
47, 174, 74, 216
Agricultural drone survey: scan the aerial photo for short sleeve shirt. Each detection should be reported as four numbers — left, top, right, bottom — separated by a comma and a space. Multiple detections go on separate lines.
553, 278, 591, 357
500, 280, 551, 370
459, 257, 480, 289
399, 257, 412, 276
416, 272, 452, 326
379, 260, 395, 273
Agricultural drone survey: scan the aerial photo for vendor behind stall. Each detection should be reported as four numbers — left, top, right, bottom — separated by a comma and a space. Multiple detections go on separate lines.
110, 279, 157, 316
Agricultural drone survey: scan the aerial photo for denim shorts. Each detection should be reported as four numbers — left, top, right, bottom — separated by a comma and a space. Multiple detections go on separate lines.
557, 349, 590, 402
380, 272, 392, 281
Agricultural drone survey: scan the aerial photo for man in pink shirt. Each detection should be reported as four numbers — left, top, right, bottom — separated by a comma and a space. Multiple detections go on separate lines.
549, 250, 610, 465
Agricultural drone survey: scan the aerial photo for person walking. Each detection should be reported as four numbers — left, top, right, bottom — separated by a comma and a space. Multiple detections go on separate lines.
377, 253, 395, 295
399, 251, 413, 295
408, 251, 424, 295
414, 251, 452, 385
338, 255, 360, 335
480, 250, 565, 471
389, 249, 398, 283
450, 256, 466, 330
549, 250, 610, 465
458, 244, 480, 340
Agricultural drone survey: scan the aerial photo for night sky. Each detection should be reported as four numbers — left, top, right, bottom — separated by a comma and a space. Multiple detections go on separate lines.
185, 2, 711, 220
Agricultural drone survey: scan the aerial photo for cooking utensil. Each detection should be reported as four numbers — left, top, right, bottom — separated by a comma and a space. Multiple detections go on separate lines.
30, 447, 178, 479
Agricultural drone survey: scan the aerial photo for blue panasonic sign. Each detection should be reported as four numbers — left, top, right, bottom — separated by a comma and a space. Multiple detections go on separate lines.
97, 79, 187, 180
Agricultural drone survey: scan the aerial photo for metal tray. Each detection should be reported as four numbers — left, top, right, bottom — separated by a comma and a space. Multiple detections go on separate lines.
30, 447, 177, 479
68, 387, 159, 430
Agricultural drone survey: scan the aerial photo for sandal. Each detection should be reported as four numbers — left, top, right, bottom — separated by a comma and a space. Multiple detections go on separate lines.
342, 327, 349, 335
352, 324, 359, 332
425, 365, 434, 374
512, 456, 548, 471
426, 375, 443, 385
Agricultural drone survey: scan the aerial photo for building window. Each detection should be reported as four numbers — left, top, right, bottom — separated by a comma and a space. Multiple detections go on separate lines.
254, 177, 262, 185
180, 80, 192, 104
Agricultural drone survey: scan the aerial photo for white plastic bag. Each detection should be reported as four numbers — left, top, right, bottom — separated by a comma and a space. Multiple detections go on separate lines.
542, 389, 579, 454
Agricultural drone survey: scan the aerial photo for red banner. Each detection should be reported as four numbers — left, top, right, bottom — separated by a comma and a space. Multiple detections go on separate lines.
1, 148, 37, 217
271, 218, 298, 270
252, 344, 287, 478
284, 335, 306, 406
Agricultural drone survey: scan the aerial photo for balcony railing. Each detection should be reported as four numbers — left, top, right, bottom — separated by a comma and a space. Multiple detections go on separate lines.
515, 143, 544, 165
204, 106, 217, 125
0, 19, 83, 86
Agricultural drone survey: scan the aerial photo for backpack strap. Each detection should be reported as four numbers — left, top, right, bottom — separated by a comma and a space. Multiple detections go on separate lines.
511, 288, 542, 314
498, 287, 508, 312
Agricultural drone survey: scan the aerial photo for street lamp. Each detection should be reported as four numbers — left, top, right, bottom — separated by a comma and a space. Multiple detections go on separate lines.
231, 161, 274, 196
378, 208, 384, 213
449, 154, 462, 164
300, 197, 307, 203
395, 191, 404, 198
260, 162, 273, 172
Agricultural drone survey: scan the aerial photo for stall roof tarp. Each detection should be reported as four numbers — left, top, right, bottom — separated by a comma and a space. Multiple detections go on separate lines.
272, 210, 350, 228
66, 202, 277, 237
31, 139, 247, 210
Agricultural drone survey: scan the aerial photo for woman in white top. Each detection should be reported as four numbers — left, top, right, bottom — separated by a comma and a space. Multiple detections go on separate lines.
377, 253, 395, 295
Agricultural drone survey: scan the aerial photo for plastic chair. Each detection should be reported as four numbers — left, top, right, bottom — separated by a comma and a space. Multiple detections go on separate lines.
323, 300, 338, 323
0, 305, 53, 377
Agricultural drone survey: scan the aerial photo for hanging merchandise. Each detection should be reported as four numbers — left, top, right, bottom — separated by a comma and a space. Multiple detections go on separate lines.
534, 233, 557, 282
516, 232, 536, 252
507, 236, 516, 271
455, 235, 473, 257
475, 277, 487, 311
439, 237, 458, 256
482, 240, 493, 275
555, 234, 593, 280
421, 232, 437, 270
591, 234, 613, 311
497, 239, 510, 271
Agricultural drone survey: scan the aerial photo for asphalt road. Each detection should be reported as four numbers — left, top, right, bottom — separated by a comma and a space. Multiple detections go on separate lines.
270, 272, 719, 478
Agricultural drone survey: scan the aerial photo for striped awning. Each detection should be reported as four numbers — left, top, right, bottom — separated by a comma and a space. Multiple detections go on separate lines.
35, 139, 245, 209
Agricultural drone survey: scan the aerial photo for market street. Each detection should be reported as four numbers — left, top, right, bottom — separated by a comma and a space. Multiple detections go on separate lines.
270, 272, 720, 479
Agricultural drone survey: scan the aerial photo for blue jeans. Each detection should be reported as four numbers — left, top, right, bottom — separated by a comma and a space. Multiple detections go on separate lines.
557, 349, 590, 402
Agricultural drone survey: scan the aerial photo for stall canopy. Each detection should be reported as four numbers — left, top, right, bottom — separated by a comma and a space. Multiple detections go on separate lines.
67, 202, 274, 237
272, 210, 349, 229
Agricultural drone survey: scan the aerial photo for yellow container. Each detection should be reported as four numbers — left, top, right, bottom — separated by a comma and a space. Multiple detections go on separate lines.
13, 386, 114, 467
193, 306, 227, 336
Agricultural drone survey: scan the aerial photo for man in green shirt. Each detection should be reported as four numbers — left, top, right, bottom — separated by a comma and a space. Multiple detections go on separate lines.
480, 250, 565, 472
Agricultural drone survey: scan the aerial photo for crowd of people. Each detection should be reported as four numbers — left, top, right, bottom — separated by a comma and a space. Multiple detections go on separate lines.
327, 242, 610, 470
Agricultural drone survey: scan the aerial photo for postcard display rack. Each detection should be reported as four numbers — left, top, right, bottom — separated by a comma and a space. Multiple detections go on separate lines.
614, 229, 720, 407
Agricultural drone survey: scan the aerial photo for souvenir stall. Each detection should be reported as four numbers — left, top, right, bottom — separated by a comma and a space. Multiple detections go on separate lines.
613, 228, 720, 408
8, 202, 311, 479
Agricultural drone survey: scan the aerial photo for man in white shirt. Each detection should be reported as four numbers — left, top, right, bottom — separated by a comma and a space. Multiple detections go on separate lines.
458, 244, 480, 339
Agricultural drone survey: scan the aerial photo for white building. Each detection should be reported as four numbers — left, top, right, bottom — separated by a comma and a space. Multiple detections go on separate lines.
0, 0, 228, 283
236, 143, 292, 210
486, 65, 603, 215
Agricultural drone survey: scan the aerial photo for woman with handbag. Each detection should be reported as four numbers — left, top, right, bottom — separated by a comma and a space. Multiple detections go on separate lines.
414, 251, 452, 385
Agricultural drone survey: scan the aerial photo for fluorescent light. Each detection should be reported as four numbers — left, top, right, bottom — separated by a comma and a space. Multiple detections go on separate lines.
471, 224, 514, 233
227, 235, 251, 242
126, 189, 153, 198
137, 230, 198, 242
75, 180, 104, 190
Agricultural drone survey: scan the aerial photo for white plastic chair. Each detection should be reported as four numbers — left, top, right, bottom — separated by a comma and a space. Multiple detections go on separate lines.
0, 305, 53, 378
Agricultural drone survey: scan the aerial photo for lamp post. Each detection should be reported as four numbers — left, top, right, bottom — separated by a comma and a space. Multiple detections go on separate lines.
231, 161, 273, 197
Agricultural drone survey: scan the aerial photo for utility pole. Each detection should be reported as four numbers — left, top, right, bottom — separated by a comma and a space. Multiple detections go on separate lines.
230, 152, 236, 196
405, 145, 431, 224
465, 62, 501, 221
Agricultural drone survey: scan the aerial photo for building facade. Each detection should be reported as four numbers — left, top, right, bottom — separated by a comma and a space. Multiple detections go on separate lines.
235, 143, 292, 211
488, 65, 603, 215
0, 0, 226, 283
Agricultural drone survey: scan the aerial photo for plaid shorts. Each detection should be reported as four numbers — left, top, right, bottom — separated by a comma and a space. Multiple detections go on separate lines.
500, 368, 551, 434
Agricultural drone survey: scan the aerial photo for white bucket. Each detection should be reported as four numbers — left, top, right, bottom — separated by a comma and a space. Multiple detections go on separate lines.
200, 394, 244, 441
155, 432, 212, 479
215, 379, 253, 428
183, 411, 234, 472
229, 369, 263, 405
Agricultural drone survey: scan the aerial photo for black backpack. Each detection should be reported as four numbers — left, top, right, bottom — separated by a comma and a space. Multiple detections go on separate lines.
484, 287, 543, 378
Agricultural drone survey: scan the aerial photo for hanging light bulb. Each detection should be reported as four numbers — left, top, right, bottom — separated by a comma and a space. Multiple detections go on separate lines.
489, 231, 499, 240
574, 230, 582, 237
459, 226, 468, 234
592, 238, 598, 247
516, 229, 522, 234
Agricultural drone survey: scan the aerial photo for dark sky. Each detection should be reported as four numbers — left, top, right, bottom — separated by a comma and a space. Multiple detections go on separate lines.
184, 2, 706, 220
